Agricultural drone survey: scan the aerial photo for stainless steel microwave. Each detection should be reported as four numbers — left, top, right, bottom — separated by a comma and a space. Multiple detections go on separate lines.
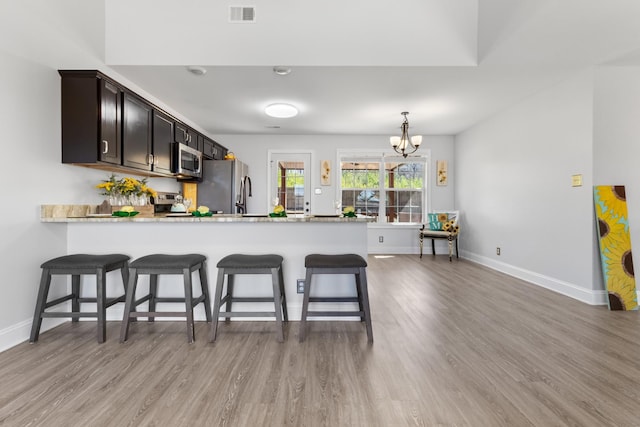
172, 143, 202, 180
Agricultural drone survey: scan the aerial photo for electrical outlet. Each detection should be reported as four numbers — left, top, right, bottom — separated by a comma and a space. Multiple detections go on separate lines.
297, 279, 305, 293
496, 247, 501, 256
379, 236, 384, 243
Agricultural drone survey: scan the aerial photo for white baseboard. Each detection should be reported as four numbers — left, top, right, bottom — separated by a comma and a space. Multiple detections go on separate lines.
0, 316, 67, 353
461, 250, 608, 306
367, 246, 419, 255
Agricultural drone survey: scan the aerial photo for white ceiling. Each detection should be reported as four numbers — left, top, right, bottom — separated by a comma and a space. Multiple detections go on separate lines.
100, 0, 640, 137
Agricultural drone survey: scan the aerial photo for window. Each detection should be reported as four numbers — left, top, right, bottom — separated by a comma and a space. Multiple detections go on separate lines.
339, 154, 427, 223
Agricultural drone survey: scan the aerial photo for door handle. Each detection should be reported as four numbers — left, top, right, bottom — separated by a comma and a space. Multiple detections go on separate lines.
102, 140, 108, 154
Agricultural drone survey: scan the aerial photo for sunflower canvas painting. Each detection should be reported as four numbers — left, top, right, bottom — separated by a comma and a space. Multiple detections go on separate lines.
593, 185, 638, 311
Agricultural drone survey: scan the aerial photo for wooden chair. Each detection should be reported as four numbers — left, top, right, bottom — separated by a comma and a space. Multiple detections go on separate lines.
419, 211, 460, 262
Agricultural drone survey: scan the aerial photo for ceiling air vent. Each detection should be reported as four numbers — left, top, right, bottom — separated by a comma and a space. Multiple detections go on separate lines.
229, 6, 256, 23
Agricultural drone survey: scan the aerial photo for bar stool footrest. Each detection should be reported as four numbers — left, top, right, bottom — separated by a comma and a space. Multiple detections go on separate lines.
308, 297, 360, 303
306, 310, 364, 317
129, 311, 189, 318
227, 297, 278, 303
41, 312, 99, 318
218, 311, 278, 317
44, 295, 74, 308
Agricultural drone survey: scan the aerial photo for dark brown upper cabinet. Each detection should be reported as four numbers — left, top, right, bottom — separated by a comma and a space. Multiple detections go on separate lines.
152, 110, 174, 176
60, 70, 122, 166
60, 70, 226, 177
122, 92, 153, 172
202, 137, 227, 160
175, 122, 201, 152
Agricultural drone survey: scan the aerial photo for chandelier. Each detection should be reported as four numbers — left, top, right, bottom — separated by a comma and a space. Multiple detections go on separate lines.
390, 112, 422, 158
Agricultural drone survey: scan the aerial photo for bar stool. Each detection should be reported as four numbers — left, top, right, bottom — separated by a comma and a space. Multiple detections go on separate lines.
210, 254, 287, 342
119, 254, 212, 343
30, 253, 130, 343
299, 253, 373, 342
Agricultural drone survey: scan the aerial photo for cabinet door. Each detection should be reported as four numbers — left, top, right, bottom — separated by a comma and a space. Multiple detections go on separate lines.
202, 138, 215, 159
152, 110, 174, 175
122, 92, 152, 171
186, 128, 201, 151
214, 142, 228, 160
99, 80, 121, 164
194, 133, 204, 152
175, 122, 189, 145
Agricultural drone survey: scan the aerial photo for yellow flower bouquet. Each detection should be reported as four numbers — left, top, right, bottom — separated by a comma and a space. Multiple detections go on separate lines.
97, 174, 157, 206
343, 205, 356, 218
269, 204, 287, 217
192, 205, 213, 217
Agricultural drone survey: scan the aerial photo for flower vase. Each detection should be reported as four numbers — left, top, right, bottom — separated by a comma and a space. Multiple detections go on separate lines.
109, 195, 127, 206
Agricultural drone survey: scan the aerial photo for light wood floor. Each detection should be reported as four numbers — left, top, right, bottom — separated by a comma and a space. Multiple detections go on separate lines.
2, 255, 640, 426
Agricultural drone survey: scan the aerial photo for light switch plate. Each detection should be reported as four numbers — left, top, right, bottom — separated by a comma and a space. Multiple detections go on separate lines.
571, 174, 583, 187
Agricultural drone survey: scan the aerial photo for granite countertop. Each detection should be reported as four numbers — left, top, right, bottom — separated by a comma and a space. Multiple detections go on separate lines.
40, 205, 373, 223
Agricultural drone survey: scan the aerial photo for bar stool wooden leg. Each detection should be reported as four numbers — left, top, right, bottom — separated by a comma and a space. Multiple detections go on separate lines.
299, 267, 313, 342
148, 274, 158, 322
210, 268, 226, 342
278, 266, 288, 322
224, 274, 235, 324
358, 267, 374, 342
96, 268, 107, 343
71, 274, 80, 322
30, 269, 52, 343
183, 267, 195, 343
199, 261, 212, 323
271, 266, 284, 343
119, 268, 139, 343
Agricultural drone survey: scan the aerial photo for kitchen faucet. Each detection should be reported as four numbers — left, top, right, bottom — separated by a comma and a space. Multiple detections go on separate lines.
236, 176, 252, 214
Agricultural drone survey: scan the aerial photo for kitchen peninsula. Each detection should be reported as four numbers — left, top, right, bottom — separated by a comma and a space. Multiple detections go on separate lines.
41, 205, 372, 321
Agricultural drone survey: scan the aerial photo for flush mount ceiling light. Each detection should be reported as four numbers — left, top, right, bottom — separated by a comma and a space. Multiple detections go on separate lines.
273, 66, 292, 76
265, 103, 298, 118
390, 112, 422, 158
186, 66, 207, 76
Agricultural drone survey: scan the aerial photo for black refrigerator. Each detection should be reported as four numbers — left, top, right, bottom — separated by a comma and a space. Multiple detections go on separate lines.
197, 159, 250, 214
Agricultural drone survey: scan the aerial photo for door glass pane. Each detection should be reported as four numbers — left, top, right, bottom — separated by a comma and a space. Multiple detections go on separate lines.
277, 161, 305, 213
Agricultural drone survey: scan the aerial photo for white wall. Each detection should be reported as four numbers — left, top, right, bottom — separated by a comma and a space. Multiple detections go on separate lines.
594, 65, 640, 300
0, 1, 183, 351
214, 134, 455, 254
455, 69, 600, 304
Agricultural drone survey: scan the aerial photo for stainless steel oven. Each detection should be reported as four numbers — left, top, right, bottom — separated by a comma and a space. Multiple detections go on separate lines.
172, 142, 202, 180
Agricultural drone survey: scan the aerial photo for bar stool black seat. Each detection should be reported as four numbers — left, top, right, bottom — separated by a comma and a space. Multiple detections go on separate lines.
119, 254, 212, 343
299, 253, 373, 342
210, 254, 287, 342
30, 253, 130, 343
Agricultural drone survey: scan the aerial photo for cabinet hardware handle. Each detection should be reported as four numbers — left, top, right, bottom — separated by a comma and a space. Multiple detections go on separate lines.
148, 154, 154, 165
102, 140, 108, 154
